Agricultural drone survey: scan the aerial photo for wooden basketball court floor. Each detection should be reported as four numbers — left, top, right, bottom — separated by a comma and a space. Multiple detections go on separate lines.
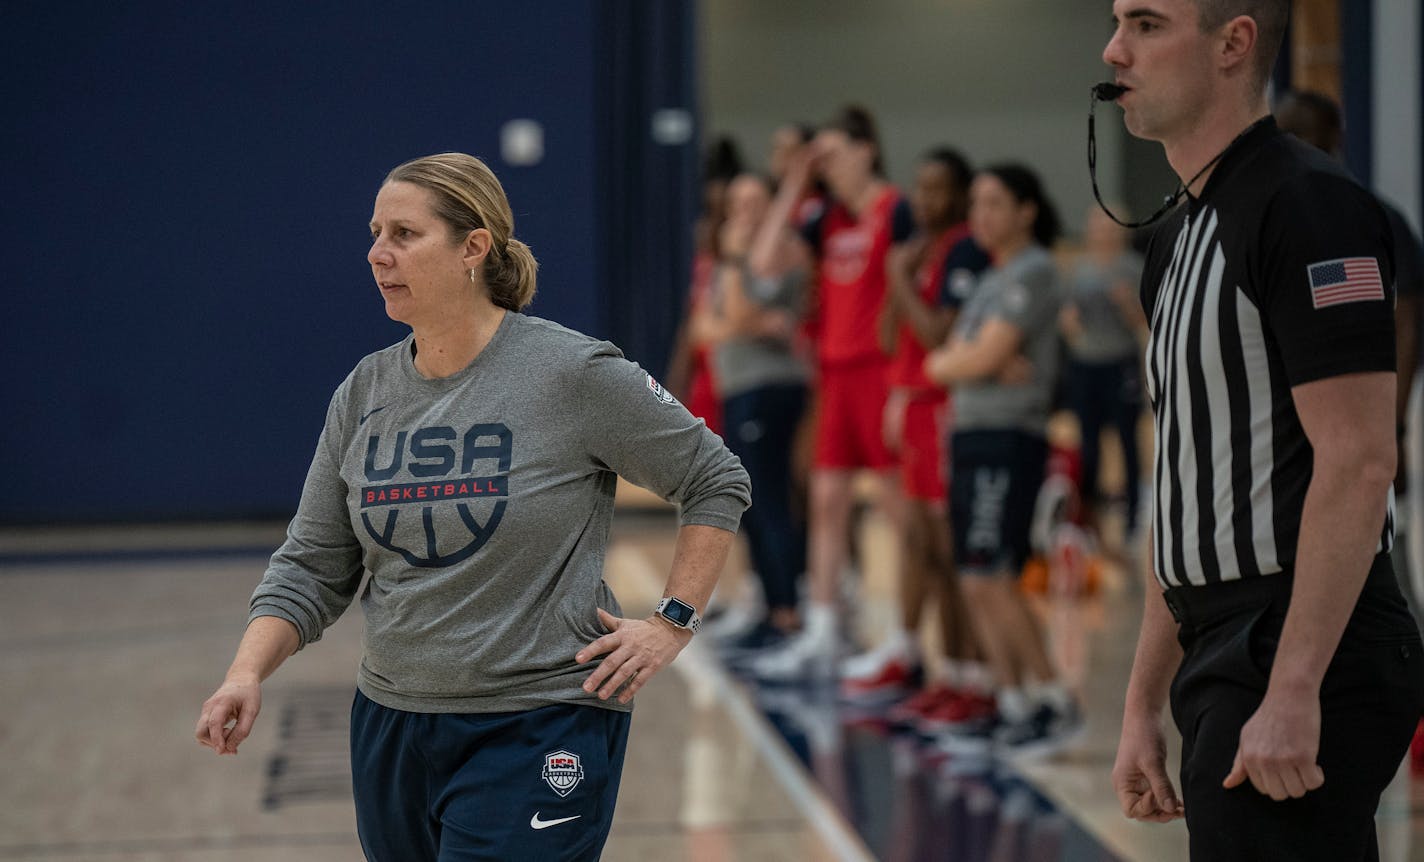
3, 498, 1424, 861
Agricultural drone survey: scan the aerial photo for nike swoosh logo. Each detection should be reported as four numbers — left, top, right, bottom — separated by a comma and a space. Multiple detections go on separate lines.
529, 812, 582, 830
359, 404, 390, 425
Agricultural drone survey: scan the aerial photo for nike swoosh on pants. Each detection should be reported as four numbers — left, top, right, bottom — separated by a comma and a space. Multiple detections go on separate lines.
529, 812, 582, 830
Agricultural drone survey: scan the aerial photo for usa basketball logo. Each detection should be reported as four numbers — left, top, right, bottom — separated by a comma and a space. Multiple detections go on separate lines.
542, 750, 584, 797
645, 373, 677, 406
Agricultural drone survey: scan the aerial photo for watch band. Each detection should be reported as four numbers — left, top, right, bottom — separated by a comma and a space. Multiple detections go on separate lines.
655, 596, 702, 633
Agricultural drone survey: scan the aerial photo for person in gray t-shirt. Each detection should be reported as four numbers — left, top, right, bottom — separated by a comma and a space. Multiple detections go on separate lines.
693, 172, 811, 643
1060, 206, 1147, 536
195, 153, 750, 860
926, 163, 1079, 753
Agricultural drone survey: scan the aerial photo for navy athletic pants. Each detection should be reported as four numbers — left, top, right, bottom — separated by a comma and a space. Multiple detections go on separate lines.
350, 691, 631, 861
722, 382, 807, 614
1064, 356, 1143, 532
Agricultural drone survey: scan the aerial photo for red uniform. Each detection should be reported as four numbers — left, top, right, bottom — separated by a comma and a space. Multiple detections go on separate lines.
811, 187, 904, 470
888, 224, 970, 501
684, 252, 722, 436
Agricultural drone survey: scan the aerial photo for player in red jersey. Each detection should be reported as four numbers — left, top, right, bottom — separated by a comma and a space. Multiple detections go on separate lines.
845, 150, 995, 719
748, 106, 915, 679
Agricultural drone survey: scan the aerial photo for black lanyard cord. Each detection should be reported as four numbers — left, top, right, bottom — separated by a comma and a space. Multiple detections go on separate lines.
1088, 85, 1268, 229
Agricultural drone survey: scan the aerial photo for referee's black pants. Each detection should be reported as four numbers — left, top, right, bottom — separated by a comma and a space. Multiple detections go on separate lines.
1165, 556, 1424, 862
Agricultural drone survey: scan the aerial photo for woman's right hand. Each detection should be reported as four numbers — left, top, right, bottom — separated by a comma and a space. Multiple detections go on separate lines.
195, 673, 262, 755
783, 145, 816, 194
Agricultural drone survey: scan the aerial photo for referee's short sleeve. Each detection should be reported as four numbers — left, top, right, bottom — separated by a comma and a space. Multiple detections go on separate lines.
1255, 172, 1396, 387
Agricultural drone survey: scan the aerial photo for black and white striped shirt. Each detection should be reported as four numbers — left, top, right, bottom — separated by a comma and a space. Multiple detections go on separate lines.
1142, 118, 1397, 589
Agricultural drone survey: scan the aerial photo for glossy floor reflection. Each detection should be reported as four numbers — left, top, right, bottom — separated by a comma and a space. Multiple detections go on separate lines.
744, 678, 1124, 862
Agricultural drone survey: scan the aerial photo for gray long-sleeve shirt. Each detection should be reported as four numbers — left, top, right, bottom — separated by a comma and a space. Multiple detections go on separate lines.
249, 312, 751, 714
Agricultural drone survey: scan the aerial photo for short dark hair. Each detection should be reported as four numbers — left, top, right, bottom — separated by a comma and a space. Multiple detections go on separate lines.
923, 147, 973, 197
824, 104, 886, 177
1192, 0, 1289, 96
980, 163, 1061, 247
702, 135, 745, 184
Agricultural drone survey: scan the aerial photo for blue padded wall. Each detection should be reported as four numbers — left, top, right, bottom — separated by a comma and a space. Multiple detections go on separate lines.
1, 2, 693, 522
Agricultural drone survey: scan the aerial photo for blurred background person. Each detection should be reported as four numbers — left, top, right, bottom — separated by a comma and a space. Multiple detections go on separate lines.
667, 135, 746, 438
1058, 205, 1147, 547
766, 121, 825, 545
748, 105, 916, 681
926, 163, 1080, 754
1275, 90, 1424, 630
769, 121, 827, 230
842, 148, 993, 717
694, 172, 813, 652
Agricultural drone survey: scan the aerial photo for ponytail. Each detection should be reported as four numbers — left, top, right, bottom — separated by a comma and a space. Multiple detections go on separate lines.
487, 237, 538, 311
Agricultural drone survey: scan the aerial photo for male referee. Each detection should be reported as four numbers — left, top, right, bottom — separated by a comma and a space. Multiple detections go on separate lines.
1103, 1, 1424, 860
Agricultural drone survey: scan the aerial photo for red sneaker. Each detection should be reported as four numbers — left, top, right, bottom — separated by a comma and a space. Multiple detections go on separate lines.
918, 691, 997, 733
840, 649, 920, 700
888, 686, 959, 724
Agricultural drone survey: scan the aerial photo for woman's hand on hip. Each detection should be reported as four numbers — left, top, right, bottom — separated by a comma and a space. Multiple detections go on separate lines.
575, 608, 692, 704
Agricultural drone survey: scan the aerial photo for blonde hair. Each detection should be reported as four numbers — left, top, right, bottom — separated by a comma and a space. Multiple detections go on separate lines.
384, 152, 537, 311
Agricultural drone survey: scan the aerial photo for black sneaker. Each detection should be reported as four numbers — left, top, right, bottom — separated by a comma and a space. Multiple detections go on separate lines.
718, 621, 789, 661
994, 701, 1084, 759
932, 710, 1001, 757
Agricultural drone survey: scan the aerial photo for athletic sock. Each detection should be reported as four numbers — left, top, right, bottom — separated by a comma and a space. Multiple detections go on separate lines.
997, 687, 1032, 723
941, 659, 966, 689
802, 602, 837, 647
961, 662, 995, 694
880, 625, 913, 658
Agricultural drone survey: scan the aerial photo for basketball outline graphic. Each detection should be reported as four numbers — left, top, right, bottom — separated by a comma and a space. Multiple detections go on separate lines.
542, 749, 584, 797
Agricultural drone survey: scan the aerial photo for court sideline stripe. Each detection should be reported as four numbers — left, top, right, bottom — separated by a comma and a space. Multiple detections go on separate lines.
607, 543, 876, 862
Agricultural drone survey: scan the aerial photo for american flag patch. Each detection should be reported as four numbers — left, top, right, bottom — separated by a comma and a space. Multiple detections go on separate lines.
1307, 257, 1385, 309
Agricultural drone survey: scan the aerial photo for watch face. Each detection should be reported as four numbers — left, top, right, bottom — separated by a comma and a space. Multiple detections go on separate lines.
661, 598, 695, 626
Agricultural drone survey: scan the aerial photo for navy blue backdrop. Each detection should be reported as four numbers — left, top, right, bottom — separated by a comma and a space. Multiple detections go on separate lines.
2, 1, 695, 522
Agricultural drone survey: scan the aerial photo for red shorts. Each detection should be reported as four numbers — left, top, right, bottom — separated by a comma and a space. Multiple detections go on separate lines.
813, 361, 896, 470
900, 393, 948, 502
686, 352, 722, 437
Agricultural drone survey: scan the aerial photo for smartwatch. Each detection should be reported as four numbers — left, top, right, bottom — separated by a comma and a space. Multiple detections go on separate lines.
655, 597, 701, 634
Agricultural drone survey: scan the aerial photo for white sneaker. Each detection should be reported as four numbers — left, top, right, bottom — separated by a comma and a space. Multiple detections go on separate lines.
841, 638, 917, 676
748, 629, 836, 682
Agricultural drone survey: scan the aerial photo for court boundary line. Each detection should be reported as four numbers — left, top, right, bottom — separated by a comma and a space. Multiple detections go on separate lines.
609, 543, 875, 862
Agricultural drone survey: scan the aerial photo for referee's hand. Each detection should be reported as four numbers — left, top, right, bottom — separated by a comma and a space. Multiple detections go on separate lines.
1223, 691, 1325, 800
1113, 714, 1184, 822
